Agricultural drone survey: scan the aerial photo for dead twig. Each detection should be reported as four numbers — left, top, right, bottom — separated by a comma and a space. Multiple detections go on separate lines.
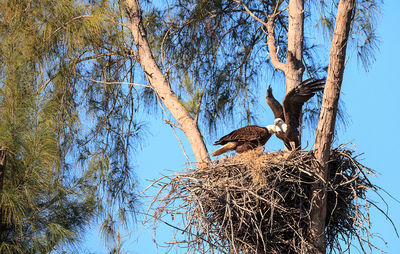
144, 147, 395, 253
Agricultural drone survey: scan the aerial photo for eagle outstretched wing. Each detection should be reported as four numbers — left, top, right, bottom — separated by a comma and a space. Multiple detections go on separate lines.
265, 78, 325, 150
266, 85, 284, 120
282, 78, 325, 127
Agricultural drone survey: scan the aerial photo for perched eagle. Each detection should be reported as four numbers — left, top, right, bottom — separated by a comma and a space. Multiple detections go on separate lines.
266, 78, 325, 150
211, 124, 277, 156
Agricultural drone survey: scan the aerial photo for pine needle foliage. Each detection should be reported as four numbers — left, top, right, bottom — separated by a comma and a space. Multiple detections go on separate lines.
0, 63, 98, 252
314, 0, 382, 71
142, 0, 381, 136
0, 0, 384, 251
0, 0, 143, 251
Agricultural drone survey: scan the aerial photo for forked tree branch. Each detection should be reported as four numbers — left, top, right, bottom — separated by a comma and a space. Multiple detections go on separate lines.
234, 0, 287, 72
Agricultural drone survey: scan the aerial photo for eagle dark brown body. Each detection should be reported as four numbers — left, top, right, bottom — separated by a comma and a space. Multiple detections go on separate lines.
212, 125, 273, 156
266, 78, 325, 150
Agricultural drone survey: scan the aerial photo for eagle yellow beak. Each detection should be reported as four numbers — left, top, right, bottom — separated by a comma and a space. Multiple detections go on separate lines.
274, 120, 280, 132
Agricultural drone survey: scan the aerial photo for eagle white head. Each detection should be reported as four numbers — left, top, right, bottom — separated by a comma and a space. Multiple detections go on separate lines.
274, 118, 287, 133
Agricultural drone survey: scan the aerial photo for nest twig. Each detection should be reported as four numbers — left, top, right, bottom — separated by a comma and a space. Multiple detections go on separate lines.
144, 146, 396, 253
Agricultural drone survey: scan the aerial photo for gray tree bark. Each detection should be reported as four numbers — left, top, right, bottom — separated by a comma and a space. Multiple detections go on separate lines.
311, 0, 355, 252
125, 0, 210, 164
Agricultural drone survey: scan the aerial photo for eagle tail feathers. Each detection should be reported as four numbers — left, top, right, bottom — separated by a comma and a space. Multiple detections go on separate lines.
211, 142, 238, 156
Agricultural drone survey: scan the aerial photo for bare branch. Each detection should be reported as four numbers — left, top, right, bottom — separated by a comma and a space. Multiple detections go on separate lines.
265, 15, 287, 72
164, 120, 183, 130
77, 50, 138, 63
235, 0, 287, 72
155, 95, 192, 167
125, 0, 210, 163
47, 15, 92, 41
144, 148, 388, 253
234, 0, 268, 27
86, 78, 150, 88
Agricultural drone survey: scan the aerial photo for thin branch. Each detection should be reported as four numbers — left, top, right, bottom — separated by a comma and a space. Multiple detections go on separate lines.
235, 0, 287, 72
155, 94, 192, 167
46, 15, 92, 41
234, 0, 268, 27
39, 78, 53, 94
164, 120, 183, 130
86, 78, 150, 88
143, 148, 387, 253
77, 50, 138, 63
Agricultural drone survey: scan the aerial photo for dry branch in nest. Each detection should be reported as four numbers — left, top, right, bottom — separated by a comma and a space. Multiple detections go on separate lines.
145, 146, 396, 253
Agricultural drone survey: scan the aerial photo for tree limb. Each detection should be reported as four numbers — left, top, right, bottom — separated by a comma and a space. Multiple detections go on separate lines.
125, 0, 210, 164
86, 78, 150, 88
311, 0, 355, 252
265, 15, 286, 72
235, 0, 287, 72
286, 0, 305, 92
77, 50, 139, 63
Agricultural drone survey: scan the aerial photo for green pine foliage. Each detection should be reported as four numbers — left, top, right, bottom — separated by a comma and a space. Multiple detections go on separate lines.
314, 0, 382, 71
0, 58, 98, 252
0, 0, 383, 252
0, 0, 142, 252
142, 0, 381, 136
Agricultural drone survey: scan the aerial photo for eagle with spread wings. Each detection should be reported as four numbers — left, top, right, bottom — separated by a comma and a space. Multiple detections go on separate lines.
211, 78, 325, 156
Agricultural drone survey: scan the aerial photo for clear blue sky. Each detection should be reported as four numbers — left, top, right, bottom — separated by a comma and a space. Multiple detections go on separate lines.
83, 1, 400, 253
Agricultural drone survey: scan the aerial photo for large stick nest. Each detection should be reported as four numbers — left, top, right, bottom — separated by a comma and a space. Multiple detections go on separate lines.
147, 146, 394, 253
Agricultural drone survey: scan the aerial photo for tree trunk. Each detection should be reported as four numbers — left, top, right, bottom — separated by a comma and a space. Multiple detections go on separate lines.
125, 0, 210, 164
286, 0, 305, 93
311, 0, 355, 252
285, 0, 305, 149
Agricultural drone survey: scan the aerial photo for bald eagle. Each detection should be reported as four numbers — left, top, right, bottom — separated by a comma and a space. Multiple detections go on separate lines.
266, 78, 325, 150
211, 125, 276, 156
